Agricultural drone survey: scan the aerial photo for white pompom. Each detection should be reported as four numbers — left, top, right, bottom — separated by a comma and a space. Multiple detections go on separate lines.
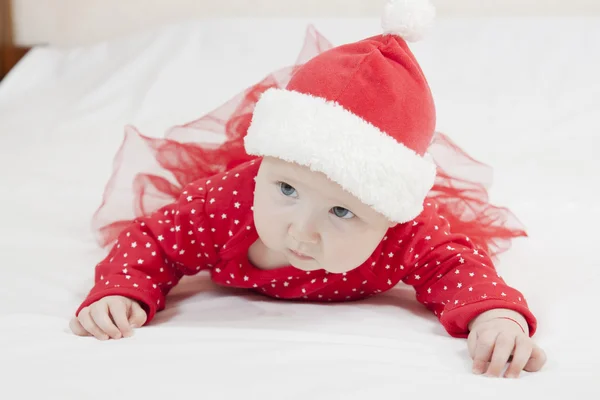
381, 0, 436, 42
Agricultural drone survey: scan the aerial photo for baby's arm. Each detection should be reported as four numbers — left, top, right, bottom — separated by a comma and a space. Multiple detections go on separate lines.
383, 203, 545, 376
72, 178, 218, 336
388, 203, 537, 338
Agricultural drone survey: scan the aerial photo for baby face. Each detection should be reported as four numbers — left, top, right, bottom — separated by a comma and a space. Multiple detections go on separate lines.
252, 157, 396, 274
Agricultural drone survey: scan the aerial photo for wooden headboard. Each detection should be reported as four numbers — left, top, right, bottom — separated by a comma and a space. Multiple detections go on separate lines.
1, 0, 31, 80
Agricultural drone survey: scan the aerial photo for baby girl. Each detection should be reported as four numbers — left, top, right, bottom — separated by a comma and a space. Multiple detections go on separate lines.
70, 0, 546, 379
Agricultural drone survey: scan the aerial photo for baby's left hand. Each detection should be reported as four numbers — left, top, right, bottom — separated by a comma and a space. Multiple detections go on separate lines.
467, 311, 547, 378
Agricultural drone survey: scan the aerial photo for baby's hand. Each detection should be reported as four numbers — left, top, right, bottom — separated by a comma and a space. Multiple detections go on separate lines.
69, 295, 147, 340
467, 312, 546, 378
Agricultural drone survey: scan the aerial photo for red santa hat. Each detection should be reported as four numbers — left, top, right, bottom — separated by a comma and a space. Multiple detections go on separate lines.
244, 0, 437, 224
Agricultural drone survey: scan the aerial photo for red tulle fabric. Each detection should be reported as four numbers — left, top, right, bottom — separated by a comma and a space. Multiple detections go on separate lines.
92, 25, 527, 259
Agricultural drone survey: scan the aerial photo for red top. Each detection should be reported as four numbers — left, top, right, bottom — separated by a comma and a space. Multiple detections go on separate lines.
76, 158, 537, 338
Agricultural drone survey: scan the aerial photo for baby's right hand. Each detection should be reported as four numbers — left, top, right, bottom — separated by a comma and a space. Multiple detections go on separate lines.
69, 295, 147, 340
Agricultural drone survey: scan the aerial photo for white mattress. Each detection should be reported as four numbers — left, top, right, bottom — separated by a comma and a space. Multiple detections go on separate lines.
1, 16, 599, 399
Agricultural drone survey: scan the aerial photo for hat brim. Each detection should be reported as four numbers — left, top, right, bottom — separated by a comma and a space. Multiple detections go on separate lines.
244, 88, 436, 223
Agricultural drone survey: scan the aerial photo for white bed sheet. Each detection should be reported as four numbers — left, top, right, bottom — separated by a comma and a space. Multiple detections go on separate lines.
1, 17, 599, 399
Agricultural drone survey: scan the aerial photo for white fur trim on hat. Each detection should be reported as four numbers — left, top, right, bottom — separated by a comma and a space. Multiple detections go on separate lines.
244, 88, 437, 223
382, 0, 436, 42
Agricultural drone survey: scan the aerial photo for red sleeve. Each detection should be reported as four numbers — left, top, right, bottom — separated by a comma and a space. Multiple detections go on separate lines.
383, 203, 537, 338
75, 178, 218, 324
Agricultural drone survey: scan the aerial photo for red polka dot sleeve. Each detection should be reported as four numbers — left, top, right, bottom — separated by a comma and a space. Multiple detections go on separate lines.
75, 178, 217, 323
381, 203, 537, 338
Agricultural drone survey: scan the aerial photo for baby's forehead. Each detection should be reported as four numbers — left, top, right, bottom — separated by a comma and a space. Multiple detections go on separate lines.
261, 157, 358, 201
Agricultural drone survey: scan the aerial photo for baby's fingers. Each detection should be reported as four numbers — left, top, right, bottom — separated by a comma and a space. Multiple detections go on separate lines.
69, 316, 90, 337
108, 301, 133, 338
472, 332, 497, 375
486, 333, 516, 377
78, 309, 109, 340
504, 335, 532, 378
91, 304, 122, 339
524, 345, 547, 372
128, 301, 147, 328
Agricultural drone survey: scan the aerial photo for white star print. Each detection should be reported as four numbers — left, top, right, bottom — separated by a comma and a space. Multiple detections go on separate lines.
427, 288, 431, 294
175, 226, 181, 232
501, 292, 506, 296
158, 235, 164, 241
455, 269, 460, 274
234, 202, 241, 208
468, 287, 473, 291
414, 275, 421, 280
233, 191, 238, 195
457, 282, 462, 288
131, 242, 137, 248
221, 214, 227, 219
388, 252, 394, 258
138, 259, 144, 264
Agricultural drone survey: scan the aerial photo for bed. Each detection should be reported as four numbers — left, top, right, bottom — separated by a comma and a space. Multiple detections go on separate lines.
1, 3, 599, 399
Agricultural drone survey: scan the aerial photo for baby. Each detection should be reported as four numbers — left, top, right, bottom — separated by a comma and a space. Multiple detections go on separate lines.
70, 0, 546, 378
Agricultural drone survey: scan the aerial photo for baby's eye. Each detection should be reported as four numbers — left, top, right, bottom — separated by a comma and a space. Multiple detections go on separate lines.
278, 182, 298, 197
331, 206, 355, 219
